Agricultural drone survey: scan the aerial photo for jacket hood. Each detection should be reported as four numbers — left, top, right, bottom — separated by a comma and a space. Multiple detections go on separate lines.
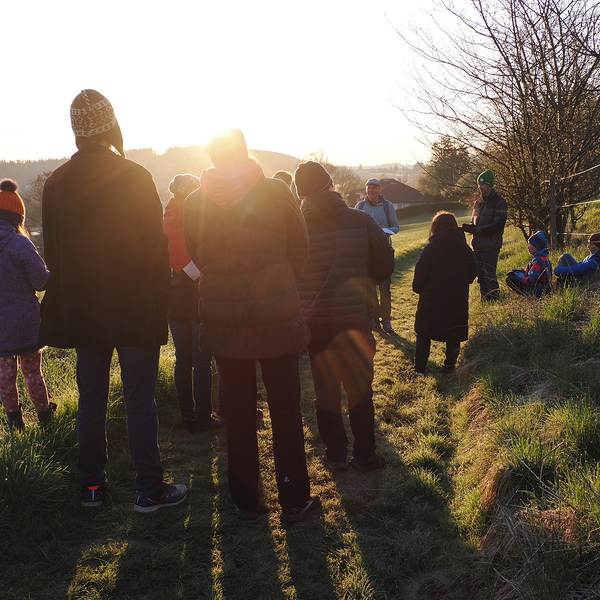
430, 226, 469, 252
0, 219, 16, 252
200, 161, 264, 211
301, 189, 348, 222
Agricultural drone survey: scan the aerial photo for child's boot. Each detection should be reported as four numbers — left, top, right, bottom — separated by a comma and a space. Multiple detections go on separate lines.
6, 404, 24, 432
37, 402, 57, 428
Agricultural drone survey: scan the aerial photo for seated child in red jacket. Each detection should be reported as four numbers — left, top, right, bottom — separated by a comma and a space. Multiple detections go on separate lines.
506, 231, 552, 298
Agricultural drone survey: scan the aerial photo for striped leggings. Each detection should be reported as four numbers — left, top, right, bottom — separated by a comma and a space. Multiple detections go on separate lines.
0, 351, 50, 413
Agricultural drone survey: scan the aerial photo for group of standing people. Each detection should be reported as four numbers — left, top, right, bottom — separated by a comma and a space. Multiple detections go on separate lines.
5, 87, 594, 522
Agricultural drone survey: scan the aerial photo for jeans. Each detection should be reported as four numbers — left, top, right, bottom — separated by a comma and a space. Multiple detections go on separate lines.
474, 249, 500, 300
216, 352, 310, 511
75, 345, 163, 495
368, 278, 392, 321
414, 335, 461, 374
308, 328, 377, 462
168, 319, 213, 426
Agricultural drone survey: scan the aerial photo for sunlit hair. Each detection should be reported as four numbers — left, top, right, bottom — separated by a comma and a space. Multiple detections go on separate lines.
429, 211, 458, 239
168, 174, 201, 199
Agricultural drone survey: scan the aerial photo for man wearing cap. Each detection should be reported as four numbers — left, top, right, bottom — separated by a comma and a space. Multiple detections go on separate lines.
294, 162, 394, 471
355, 178, 399, 332
554, 233, 600, 284
39, 89, 187, 512
462, 169, 507, 301
184, 129, 319, 523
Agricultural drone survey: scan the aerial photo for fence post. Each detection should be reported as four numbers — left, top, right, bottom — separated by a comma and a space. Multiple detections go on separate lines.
549, 175, 557, 249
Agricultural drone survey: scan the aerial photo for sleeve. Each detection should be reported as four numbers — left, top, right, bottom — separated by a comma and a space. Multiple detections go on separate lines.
284, 187, 310, 279
183, 191, 201, 269
386, 201, 399, 234
16, 236, 50, 291
412, 245, 432, 294
466, 248, 477, 284
367, 214, 394, 284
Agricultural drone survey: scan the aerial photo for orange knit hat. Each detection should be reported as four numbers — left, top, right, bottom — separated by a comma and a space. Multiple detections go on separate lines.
0, 179, 25, 217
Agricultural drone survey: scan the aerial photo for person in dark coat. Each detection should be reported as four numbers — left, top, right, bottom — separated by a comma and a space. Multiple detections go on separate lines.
413, 211, 476, 375
0, 179, 54, 431
294, 162, 394, 471
39, 89, 187, 512
183, 129, 319, 523
163, 174, 225, 433
462, 169, 507, 301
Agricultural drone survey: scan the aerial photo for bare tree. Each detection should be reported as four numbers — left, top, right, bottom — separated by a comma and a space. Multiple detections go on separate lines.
394, 0, 600, 243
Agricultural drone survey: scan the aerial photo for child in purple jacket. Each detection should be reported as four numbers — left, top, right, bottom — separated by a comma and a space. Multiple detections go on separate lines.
0, 179, 54, 431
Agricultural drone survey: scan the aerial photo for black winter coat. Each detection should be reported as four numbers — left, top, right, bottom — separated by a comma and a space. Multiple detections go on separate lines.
470, 189, 507, 251
39, 143, 170, 348
297, 189, 394, 338
413, 226, 476, 342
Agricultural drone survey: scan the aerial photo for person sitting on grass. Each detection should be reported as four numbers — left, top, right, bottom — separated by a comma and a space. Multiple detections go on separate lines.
554, 233, 600, 286
506, 231, 552, 298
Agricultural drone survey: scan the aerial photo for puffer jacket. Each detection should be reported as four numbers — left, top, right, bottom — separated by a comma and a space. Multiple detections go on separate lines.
470, 189, 508, 251
297, 189, 394, 338
413, 226, 476, 342
0, 220, 50, 355
184, 165, 310, 359
555, 250, 600, 278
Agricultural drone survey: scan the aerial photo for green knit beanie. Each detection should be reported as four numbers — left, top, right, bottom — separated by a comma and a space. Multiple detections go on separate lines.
478, 169, 495, 188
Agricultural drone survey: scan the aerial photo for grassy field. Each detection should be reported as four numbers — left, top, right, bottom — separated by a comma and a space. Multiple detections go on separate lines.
2, 209, 600, 599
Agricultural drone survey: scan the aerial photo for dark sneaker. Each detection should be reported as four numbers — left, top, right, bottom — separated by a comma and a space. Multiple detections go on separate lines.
369, 319, 382, 331
323, 456, 348, 471
134, 483, 188, 513
440, 365, 455, 375
382, 320, 395, 333
197, 413, 226, 432
281, 495, 322, 523
349, 454, 386, 471
225, 493, 258, 521
81, 484, 105, 508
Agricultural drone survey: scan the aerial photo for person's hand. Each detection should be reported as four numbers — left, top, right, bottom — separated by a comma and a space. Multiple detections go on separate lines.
462, 223, 476, 234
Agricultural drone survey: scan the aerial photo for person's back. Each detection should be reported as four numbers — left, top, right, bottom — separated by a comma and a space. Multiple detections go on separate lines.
39, 89, 186, 513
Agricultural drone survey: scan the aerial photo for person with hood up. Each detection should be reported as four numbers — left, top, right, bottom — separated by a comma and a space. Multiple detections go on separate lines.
0, 179, 54, 431
294, 161, 394, 471
183, 129, 319, 523
413, 211, 476, 375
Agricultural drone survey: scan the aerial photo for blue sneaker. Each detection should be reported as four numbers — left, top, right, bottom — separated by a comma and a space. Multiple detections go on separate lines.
134, 483, 188, 513
281, 495, 322, 523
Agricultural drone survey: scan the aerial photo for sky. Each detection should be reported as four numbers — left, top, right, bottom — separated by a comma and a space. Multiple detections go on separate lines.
1, 0, 437, 167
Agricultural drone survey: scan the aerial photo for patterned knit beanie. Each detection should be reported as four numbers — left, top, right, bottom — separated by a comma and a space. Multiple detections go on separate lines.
478, 169, 495, 188
0, 179, 25, 227
70, 89, 125, 157
294, 161, 333, 198
528, 231, 549, 251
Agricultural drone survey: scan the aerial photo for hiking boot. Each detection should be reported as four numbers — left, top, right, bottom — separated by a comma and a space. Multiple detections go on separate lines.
225, 493, 258, 521
323, 455, 348, 471
349, 454, 386, 471
134, 483, 188, 513
81, 484, 106, 508
281, 495, 322, 524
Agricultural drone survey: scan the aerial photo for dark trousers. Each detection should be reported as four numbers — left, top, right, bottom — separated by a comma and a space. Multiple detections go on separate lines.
414, 335, 461, 373
308, 328, 377, 462
168, 318, 213, 426
216, 352, 310, 511
474, 249, 500, 300
75, 345, 163, 495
